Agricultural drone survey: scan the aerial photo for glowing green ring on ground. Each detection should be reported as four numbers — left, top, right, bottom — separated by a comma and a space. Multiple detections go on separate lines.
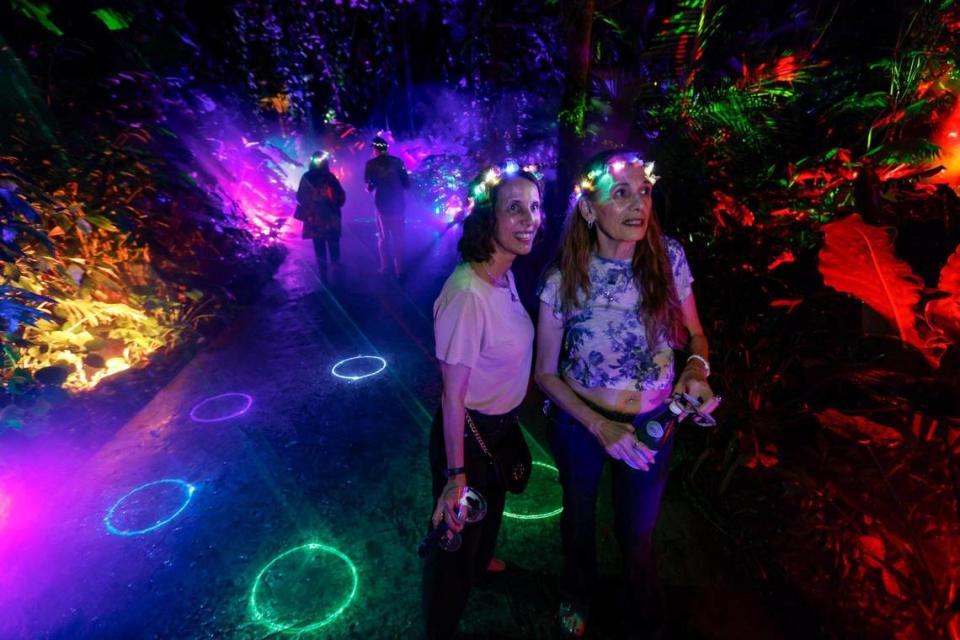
504, 460, 564, 520
249, 542, 359, 634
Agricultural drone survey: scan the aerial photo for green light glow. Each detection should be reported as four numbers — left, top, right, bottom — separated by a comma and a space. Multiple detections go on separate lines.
249, 542, 358, 634
12, 0, 63, 36
504, 461, 563, 521
92, 8, 130, 31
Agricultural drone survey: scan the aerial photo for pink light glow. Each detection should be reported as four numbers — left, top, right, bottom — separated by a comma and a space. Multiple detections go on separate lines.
0, 492, 9, 531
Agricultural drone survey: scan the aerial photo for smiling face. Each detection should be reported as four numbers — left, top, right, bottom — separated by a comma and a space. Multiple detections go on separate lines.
491, 176, 542, 257
580, 162, 654, 247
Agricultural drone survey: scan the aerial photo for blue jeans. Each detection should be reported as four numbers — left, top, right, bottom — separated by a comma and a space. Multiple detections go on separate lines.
548, 403, 673, 625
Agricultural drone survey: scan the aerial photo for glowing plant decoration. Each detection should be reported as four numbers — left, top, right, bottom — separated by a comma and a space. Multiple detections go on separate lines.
189, 392, 254, 423
331, 355, 387, 381
104, 479, 196, 536
249, 542, 358, 634
503, 461, 563, 521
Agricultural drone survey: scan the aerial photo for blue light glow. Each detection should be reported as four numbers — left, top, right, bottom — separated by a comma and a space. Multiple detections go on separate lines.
331, 355, 387, 381
104, 479, 196, 536
189, 392, 254, 423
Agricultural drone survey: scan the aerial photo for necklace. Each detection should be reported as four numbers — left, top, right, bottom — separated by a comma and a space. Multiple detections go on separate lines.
481, 263, 518, 302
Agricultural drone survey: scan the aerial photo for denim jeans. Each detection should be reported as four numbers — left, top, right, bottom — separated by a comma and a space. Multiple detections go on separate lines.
548, 403, 673, 628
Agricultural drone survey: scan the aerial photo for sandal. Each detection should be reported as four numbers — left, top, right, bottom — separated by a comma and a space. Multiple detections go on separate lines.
559, 602, 587, 638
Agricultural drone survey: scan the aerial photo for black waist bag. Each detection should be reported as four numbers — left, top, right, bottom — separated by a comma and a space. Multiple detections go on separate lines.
466, 410, 532, 494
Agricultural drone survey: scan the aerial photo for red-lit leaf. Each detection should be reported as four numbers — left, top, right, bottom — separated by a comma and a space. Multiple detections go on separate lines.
859, 535, 886, 569
815, 409, 904, 447
819, 214, 945, 367
768, 250, 796, 270
712, 190, 755, 227
770, 298, 803, 311
927, 245, 960, 342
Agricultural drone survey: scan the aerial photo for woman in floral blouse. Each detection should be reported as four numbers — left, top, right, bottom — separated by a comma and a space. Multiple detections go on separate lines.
535, 150, 716, 638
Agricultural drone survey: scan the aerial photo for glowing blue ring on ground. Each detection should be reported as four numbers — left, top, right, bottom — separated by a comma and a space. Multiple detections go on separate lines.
249, 542, 359, 634
504, 461, 563, 521
104, 479, 196, 536
189, 392, 253, 423
331, 355, 387, 381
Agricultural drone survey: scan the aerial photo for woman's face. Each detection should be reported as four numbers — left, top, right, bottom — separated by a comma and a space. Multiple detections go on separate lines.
492, 177, 542, 257
581, 162, 654, 243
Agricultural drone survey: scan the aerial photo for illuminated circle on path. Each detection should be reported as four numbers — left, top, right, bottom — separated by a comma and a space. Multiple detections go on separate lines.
504, 461, 564, 521
189, 392, 254, 423
249, 542, 359, 634
331, 355, 387, 381
104, 479, 196, 536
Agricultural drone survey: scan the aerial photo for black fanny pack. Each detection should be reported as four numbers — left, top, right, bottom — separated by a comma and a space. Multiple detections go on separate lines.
465, 409, 532, 494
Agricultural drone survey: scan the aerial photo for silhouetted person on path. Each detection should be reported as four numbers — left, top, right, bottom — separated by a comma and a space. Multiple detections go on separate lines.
364, 136, 409, 278
296, 150, 345, 274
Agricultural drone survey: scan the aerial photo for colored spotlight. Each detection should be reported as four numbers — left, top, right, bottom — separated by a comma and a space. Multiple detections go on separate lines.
189, 392, 254, 423
503, 461, 563, 521
104, 479, 196, 536
331, 356, 387, 381
249, 542, 358, 634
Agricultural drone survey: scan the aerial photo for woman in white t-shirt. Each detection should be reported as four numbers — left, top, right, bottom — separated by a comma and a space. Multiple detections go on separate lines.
422, 162, 542, 639
535, 151, 717, 638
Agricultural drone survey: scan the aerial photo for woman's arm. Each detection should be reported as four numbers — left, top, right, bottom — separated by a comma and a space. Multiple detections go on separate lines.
534, 301, 655, 471
430, 361, 471, 533
673, 292, 715, 406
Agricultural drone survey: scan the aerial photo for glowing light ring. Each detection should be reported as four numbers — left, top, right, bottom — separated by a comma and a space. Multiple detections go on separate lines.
331, 355, 387, 381
504, 461, 564, 521
104, 479, 196, 536
249, 542, 359, 634
189, 392, 254, 423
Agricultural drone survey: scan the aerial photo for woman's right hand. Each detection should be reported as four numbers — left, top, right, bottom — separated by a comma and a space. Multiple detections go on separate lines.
431, 478, 467, 533
591, 419, 656, 471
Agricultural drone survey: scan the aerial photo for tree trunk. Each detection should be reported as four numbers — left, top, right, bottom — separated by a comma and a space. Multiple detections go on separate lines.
556, 0, 596, 219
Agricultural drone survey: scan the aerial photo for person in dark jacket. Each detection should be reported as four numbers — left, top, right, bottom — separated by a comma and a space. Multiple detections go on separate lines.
364, 136, 410, 277
296, 150, 346, 270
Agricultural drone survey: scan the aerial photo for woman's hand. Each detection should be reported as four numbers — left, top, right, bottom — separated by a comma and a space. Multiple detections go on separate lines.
431, 477, 467, 533
591, 419, 657, 472
673, 366, 720, 414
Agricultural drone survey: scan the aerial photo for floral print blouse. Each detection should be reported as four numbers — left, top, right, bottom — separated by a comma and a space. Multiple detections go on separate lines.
538, 237, 693, 391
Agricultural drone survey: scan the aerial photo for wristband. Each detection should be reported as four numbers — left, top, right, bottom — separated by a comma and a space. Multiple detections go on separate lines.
686, 354, 710, 376
444, 467, 466, 478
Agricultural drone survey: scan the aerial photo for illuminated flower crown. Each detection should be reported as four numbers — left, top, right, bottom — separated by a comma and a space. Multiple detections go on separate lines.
572, 152, 658, 200
310, 150, 331, 166
468, 159, 544, 209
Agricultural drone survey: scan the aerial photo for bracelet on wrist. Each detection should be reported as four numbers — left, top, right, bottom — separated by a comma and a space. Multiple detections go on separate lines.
686, 354, 710, 377
444, 466, 466, 478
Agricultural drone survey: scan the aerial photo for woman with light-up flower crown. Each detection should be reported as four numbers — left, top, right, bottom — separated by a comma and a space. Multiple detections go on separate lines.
535, 151, 718, 638
422, 161, 542, 639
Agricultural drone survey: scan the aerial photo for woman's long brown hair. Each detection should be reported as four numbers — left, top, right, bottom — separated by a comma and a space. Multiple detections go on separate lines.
554, 150, 688, 349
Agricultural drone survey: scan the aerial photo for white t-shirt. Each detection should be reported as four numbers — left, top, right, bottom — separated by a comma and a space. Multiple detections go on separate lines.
433, 262, 534, 414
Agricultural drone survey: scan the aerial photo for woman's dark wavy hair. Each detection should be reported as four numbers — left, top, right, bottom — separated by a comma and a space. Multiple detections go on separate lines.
457, 168, 544, 263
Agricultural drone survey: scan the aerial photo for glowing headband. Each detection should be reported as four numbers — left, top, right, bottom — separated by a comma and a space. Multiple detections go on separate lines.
573, 153, 658, 200
468, 159, 544, 209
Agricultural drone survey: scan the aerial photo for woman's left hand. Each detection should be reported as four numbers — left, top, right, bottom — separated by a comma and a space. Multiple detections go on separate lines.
673, 367, 719, 414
